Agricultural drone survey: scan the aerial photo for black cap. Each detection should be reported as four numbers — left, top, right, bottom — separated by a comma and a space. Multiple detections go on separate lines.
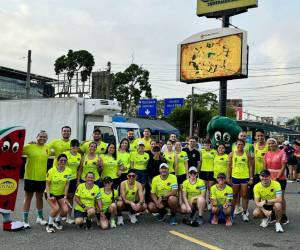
260, 169, 271, 177
217, 172, 226, 179
103, 176, 113, 183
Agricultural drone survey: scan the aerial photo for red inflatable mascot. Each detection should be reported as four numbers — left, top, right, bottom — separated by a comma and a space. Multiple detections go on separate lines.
0, 126, 26, 231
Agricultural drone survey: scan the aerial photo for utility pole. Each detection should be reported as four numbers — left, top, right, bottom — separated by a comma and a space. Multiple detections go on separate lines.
219, 16, 230, 116
25, 50, 31, 99
189, 86, 194, 137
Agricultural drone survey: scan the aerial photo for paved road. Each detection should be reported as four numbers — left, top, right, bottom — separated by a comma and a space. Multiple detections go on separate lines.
1, 180, 300, 250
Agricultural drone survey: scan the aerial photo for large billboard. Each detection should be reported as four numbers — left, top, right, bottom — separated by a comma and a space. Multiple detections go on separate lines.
177, 28, 248, 83
197, 0, 258, 17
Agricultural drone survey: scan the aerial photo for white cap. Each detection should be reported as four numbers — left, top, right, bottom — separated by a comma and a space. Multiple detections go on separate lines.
159, 163, 169, 169
138, 140, 145, 146
189, 166, 198, 173
283, 140, 289, 146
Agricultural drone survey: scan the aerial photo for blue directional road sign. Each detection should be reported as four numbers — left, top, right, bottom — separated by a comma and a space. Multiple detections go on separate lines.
138, 99, 157, 117
164, 98, 184, 117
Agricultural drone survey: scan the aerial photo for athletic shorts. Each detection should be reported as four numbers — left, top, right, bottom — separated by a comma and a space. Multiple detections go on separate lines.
263, 205, 274, 211
44, 193, 65, 200
232, 177, 249, 185
132, 169, 147, 185
199, 171, 214, 181
287, 158, 297, 166
74, 209, 87, 219
68, 179, 77, 194
210, 205, 234, 224
80, 179, 102, 188
177, 174, 186, 185
24, 179, 46, 193
277, 179, 287, 191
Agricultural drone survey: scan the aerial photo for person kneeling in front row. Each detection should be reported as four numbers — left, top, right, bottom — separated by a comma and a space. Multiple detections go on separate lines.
181, 167, 206, 226
74, 172, 102, 230
117, 169, 147, 225
210, 173, 233, 226
253, 169, 284, 233
148, 163, 179, 225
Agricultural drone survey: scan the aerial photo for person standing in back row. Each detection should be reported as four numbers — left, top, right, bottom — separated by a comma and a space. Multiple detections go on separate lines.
81, 128, 107, 155
161, 133, 177, 153
182, 137, 200, 169
22, 130, 50, 229
48, 126, 72, 164
140, 128, 152, 152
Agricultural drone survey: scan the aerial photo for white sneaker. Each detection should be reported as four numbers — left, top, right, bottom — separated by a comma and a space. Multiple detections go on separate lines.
234, 206, 243, 216
260, 217, 270, 228
46, 224, 56, 233
242, 213, 249, 222
23, 222, 31, 229
128, 214, 138, 224
36, 217, 48, 226
66, 218, 75, 224
110, 218, 116, 228
275, 222, 284, 233
117, 216, 124, 226
207, 203, 212, 211
53, 221, 63, 230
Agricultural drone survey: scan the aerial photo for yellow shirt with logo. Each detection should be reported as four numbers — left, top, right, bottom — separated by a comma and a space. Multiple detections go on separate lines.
48, 139, 71, 158
254, 143, 268, 175
131, 151, 149, 171
81, 155, 100, 181
210, 184, 233, 206
99, 188, 119, 213
23, 144, 50, 181
163, 151, 175, 173
182, 178, 206, 201
175, 151, 188, 175
124, 181, 138, 202
129, 139, 138, 152
75, 183, 101, 212
81, 141, 107, 155
253, 180, 282, 200
64, 151, 81, 180
117, 151, 131, 174
200, 149, 216, 172
46, 167, 72, 196
100, 154, 119, 180
214, 154, 229, 178
232, 142, 254, 157
232, 151, 249, 179
151, 174, 178, 198
140, 137, 151, 151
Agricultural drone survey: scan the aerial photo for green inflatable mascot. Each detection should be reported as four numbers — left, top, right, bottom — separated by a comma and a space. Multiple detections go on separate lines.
207, 116, 242, 153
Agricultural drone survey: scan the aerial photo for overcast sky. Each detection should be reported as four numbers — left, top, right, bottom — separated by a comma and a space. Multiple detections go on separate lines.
0, 0, 299, 120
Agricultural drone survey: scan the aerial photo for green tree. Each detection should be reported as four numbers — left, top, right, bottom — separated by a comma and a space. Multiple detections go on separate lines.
286, 116, 300, 126
112, 64, 152, 115
54, 49, 95, 92
185, 92, 218, 111
167, 106, 212, 139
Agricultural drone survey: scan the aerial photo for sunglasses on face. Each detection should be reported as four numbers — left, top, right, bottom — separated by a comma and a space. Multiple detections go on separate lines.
189, 172, 197, 175
217, 177, 225, 179
128, 175, 136, 178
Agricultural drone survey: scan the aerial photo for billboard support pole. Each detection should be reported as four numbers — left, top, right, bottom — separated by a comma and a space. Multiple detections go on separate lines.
189, 86, 194, 137
219, 16, 230, 116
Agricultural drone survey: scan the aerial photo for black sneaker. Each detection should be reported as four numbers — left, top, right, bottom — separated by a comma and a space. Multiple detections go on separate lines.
157, 210, 167, 222
281, 214, 290, 225
86, 218, 92, 229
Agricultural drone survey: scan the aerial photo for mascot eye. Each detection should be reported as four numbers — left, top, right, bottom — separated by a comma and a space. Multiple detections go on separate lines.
223, 132, 231, 143
214, 131, 222, 142
12, 142, 20, 153
2, 141, 10, 152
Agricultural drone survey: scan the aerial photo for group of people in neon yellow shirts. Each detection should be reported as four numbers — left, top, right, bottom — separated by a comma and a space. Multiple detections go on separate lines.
20, 126, 288, 233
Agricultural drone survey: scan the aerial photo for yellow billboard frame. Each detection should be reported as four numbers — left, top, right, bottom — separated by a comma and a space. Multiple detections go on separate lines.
197, 0, 258, 17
